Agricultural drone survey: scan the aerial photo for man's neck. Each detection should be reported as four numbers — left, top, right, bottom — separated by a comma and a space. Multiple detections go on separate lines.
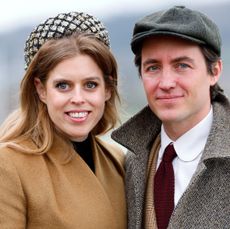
163, 107, 213, 141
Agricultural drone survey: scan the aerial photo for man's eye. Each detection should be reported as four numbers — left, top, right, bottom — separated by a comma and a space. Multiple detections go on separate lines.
146, 66, 159, 72
86, 81, 97, 89
178, 63, 189, 69
55, 82, 69, 90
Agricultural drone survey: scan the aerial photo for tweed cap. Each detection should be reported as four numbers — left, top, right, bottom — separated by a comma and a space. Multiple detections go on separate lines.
24, 12, 110, 69
131, 6, 222, 56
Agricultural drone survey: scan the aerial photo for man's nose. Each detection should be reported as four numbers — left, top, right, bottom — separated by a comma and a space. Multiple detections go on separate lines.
158, 70, 176, 90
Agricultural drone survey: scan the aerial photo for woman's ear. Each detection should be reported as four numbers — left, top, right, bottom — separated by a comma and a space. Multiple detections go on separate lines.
104, 76, 113, 101
34, 77, 47, 104
105, 88, 111, 101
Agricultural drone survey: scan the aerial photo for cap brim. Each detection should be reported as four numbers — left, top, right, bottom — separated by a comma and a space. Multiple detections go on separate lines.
131, 30, 206, 54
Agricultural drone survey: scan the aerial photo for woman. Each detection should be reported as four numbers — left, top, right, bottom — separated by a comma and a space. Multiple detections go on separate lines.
0, 12, 126, 228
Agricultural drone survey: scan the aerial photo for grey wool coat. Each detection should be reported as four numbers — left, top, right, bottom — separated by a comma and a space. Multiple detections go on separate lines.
112, 92, 230, 229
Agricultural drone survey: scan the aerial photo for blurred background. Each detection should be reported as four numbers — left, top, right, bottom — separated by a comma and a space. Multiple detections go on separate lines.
1, 0, 230, 125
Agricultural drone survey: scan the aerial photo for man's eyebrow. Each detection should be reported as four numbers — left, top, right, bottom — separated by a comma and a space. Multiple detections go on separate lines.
171, 56, 195, 64
142, 56, 195, 67
142, 58, 159, 67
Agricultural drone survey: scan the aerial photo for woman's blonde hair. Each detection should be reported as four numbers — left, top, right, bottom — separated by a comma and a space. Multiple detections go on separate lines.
0, 33, 120, 154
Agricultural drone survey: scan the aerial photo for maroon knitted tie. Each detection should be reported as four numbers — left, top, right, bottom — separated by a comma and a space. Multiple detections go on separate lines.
154, 143, 177, 229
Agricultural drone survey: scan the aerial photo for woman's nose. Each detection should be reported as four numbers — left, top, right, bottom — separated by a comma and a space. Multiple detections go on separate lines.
70, 87, 85, 104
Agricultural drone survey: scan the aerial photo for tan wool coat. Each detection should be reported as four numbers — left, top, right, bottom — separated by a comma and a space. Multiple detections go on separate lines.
0, 135, 127, 229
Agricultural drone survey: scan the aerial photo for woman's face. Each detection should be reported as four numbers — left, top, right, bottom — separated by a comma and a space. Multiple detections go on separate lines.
35, 54, 111, 141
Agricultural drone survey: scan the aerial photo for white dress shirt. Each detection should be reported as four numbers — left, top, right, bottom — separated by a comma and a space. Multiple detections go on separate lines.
157, 107, 213, 206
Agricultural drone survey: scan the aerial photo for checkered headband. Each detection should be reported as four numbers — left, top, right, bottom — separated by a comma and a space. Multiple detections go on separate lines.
24, 12, 110, 69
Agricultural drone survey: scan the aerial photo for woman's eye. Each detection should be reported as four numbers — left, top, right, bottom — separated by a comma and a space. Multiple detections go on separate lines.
55, 82, 69, 90
86, 81, 97, 89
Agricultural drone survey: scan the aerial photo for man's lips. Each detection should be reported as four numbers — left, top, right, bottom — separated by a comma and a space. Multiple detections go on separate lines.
156, 94, 183, 100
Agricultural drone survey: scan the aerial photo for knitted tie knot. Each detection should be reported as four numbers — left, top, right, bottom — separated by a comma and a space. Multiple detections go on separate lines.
162, 144, 177, 162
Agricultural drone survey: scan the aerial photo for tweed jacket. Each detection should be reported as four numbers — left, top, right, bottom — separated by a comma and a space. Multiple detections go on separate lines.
0, 134, 127, 229
112, 92, 230, 229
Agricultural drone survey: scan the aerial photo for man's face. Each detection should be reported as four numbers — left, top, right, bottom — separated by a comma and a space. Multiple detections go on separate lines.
141, 36, 221, 139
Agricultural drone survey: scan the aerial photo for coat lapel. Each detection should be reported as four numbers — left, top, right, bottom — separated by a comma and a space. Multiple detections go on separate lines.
144, 135, 160, 229
112, 106, 161, 228
169, 96, 230, 227
45, 134, 126, 229
92, 137, 127, 229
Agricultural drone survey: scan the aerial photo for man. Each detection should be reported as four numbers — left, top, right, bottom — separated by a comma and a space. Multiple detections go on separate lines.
112, 5, 230, 229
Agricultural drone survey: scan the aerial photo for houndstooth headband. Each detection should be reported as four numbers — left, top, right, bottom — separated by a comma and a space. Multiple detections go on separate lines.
24, 12, 110, 69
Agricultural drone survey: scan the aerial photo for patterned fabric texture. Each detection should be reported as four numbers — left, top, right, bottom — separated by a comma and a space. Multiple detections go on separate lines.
112, 92, 230, 229
24, 12, 110, 69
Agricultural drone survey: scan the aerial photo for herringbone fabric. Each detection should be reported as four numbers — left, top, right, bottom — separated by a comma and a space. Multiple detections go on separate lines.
144, 135, 160, 229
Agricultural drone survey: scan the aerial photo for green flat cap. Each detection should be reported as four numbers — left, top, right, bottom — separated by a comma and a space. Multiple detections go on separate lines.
131, 6, 222, 56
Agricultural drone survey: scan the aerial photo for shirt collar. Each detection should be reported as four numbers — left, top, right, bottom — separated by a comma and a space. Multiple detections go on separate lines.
160, 107, 213, 162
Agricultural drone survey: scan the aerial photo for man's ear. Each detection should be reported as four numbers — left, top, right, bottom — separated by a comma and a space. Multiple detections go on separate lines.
210, 59, 222, 86
34, 77, 47, 104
